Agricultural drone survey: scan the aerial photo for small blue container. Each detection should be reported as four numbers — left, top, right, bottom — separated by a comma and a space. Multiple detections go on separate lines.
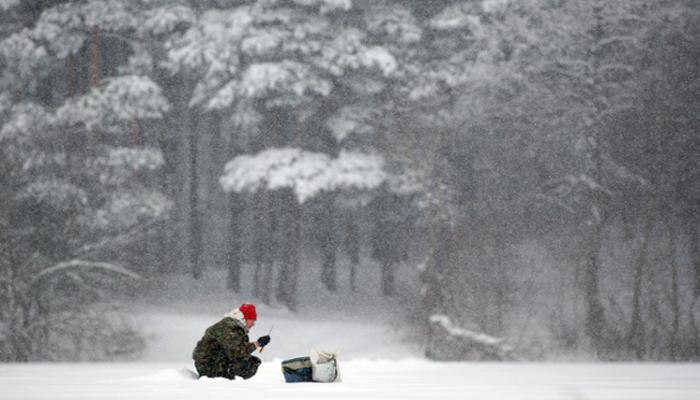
281, 356, 313, 383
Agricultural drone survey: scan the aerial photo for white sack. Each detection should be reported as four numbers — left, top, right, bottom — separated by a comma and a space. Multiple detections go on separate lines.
309, 350, 341, 383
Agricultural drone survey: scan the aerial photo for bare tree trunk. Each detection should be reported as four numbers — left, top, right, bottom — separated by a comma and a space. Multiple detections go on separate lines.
345, 210, 360, 291
372, 193, 398, 296
422, 222, 457, 359
252, 192, 274, 303
204, 113, 227, 272
89, 25, 102, 145
689, 223, 700, 297
628, 216, 653, 359
288, 206, 300, 310
226, 192, 242, 292
494, 247, 509, 335
582, 218, 607, 357
320, 195, 337, 292
668, 220, 680, 360
66, 53, 77, 97
381, 260, 396, 296
422, 223, 455, 316
90, 26, 102, 87
691, 299, 700, 358
173, 84, 191, 274
252, 192, 269, 299
276, 190, 300, 310
261, 192, 276, 305
188, 116, 203, 279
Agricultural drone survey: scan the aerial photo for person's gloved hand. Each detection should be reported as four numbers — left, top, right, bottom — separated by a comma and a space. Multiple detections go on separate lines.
257, 335, 271, 347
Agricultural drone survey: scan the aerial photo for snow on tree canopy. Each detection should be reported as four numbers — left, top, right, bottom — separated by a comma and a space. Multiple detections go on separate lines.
241, 28, 286, 57
15, 179, 88, 212
242, 61, 332, 98
220, 148, 330, 202
429, 3, 482, 31
362, 47, 398, 76
165, 8, 252, 76
0, 102, 52, 143
80, 0, 139, 32
364, 3, 422, 44
329, 150, 386, 191
118, 46, 154, 76
207, 61, 333, 109
92, 190, 174, 231
292, 0, 353, 14
0, 92, 11, 114
315, 29, 397, 77
94, 147, 166, 186
220, 148, 386, 203
165, 8, 253, 107
0, 32, 49, 82
30, 1, 138, 60
482, 0, 510, 13
56, 76, 170, 131
28, 5, 84, 59
326, 105, 374, 142
387, 168, 424, 195
141, 6, 196, 36
0, 0, 20, 11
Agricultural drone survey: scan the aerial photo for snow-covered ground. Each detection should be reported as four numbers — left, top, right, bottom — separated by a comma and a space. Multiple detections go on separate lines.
4, 269, 700, 399
2, 361, 700, 400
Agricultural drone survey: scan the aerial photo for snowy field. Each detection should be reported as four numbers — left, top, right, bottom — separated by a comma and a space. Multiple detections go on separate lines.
2, 361, 700, 400
4, 271, 700, 399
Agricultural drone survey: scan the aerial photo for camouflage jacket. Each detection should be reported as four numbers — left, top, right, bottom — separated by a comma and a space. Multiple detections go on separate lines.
192, 317, 257, 364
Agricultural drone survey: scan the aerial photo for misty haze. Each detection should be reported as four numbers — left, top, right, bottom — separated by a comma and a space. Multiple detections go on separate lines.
1, 0, 699, 399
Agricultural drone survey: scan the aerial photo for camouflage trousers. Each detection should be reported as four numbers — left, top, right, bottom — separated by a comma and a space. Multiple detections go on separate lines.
195, 355, 261, 380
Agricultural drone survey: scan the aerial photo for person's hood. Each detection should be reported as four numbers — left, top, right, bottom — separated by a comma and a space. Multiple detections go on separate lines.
223, 308, 248, 331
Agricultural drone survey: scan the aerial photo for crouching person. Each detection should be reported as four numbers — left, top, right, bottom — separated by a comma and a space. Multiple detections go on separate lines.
192, 303, 271, 380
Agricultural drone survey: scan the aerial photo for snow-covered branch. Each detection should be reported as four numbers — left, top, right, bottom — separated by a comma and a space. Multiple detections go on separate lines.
427, 315, 517, 361
56, 76, 170, 130
220, 148, 386, 203
31, 259, 140, 287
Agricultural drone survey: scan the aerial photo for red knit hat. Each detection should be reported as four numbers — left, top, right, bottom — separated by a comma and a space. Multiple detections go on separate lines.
239, 303, 257, 321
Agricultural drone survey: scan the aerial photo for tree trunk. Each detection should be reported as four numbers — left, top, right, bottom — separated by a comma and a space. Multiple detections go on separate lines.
582, 218, 607, 357
276, 190, 300, 310
252, 191, 274, 304
422, 223, 455, 316
320, 196, 337, 292
494, 247, 509, 335
668, 220, 680, 360
226, 192, 242, 292
252, 192, 269, 299
628, 216, 653, 359
689, 223, 700, 297
372, 193, 398, 296
173, 84, 191, 274
345, 210, 360, 291
188, 116, 203, 279
381, 260, 396, 296
66, 53, 77, 97
204, 113, 226, 271
260, 192, 276, 305
89, 25, 102, 145
90, 26, 102, 87
422, 222, 457, 358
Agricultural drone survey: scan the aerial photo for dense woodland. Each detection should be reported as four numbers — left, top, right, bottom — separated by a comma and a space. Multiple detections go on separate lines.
1, 0, 699, 362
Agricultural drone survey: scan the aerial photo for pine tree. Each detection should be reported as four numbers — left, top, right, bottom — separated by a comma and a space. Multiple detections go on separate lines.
0, 0, 171, 361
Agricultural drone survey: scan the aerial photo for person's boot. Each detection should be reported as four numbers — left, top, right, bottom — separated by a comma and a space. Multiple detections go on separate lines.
236, 356, 261, 380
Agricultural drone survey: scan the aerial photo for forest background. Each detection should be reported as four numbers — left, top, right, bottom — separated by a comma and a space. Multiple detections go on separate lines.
1, 0, 699, 363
